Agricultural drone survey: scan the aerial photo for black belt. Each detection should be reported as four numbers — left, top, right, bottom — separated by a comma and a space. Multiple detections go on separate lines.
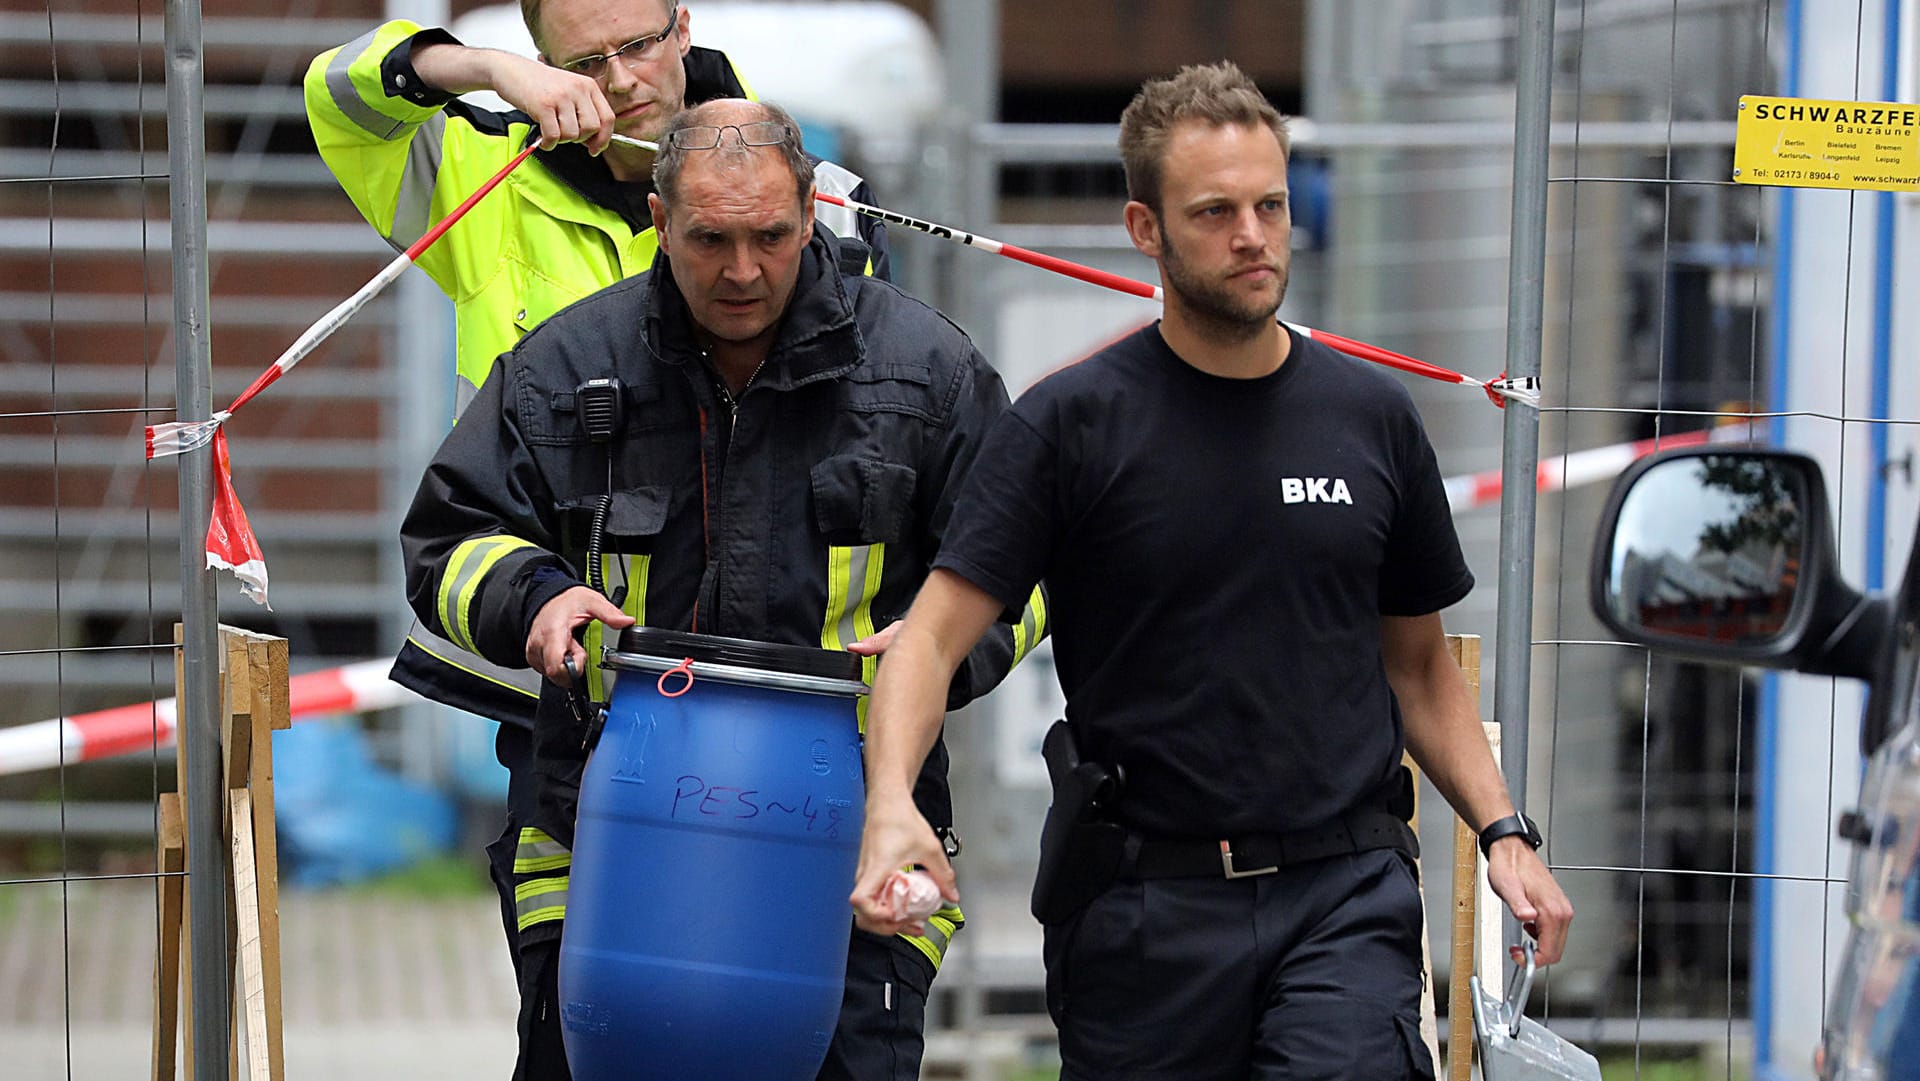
1123, 810, 1418, 881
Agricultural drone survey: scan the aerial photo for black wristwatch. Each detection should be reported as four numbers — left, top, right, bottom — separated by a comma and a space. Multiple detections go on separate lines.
1478, 813, 1543, 858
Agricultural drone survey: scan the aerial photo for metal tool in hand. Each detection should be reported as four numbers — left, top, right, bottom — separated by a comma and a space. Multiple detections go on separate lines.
563, 656, 607, 751
1469, 940, 1602, 1081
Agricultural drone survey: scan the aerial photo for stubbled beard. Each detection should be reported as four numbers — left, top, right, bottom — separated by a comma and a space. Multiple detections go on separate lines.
1161, 232, 1287, 344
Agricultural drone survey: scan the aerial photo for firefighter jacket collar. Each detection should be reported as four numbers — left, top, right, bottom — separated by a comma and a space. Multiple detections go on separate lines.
640, 225, 866, 392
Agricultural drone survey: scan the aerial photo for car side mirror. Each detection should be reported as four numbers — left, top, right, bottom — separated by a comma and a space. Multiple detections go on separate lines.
1589, 447, 1887, 683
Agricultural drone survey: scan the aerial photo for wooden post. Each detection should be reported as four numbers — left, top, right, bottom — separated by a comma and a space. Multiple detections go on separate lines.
153, 624, 289, 1081
230, 789, 272, 1081
169, 626, 195, 1081
1443, 634, 1482, 1081
244, 634, 289, 1081
153, 795, 186, 1081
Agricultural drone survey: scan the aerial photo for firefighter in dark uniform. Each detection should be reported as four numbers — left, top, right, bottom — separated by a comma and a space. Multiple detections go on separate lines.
852, 62, 1573, 1081
308, 7, 890, 1075
402, 98, 1045, 1080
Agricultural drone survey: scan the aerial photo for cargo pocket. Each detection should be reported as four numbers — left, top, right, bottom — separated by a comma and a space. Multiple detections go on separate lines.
811, 453, 917, 546
884, 934, 935, 1074
1397, 1013, 1438, 1080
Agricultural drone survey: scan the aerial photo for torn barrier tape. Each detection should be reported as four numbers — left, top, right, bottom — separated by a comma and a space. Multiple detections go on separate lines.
146, 142, 540, 460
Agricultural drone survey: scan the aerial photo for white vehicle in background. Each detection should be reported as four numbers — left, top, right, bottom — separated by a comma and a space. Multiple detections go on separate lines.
1591, 446, 1920, 1081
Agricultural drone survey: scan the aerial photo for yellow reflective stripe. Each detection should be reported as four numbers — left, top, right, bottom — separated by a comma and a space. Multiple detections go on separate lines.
822, 544, 884, 730
437, 535, 536, 653
1011, 585, 1048, 666
405, 626, 541, 699
899, 905, 964, 969
578, 553, 652, 703
514, 875, 569, 931
821, 546, 854, 652
513, 828, 572, 874
628, 554, 650, 625
584, 619, 607, 703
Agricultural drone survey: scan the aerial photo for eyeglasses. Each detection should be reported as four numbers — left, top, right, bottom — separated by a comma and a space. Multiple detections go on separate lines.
558, 4, 679, 80
664, 121, 793, 151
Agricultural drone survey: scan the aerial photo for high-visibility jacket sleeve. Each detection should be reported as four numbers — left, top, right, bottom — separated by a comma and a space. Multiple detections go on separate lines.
846, 177, 892, 283
305, 21, 521, 294
922, 343, 1049, 709
401, 356, 580, 671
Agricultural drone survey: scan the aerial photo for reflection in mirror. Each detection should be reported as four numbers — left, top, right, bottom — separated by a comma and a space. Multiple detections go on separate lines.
1605, 454, 1809, 646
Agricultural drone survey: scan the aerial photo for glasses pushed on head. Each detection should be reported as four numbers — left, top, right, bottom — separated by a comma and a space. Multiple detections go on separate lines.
557, 2, 679, 80
664, 121, 794, 151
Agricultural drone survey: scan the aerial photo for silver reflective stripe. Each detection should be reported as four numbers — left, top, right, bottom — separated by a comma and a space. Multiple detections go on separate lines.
325, 29, 407, 140
831, 543, 878, 651
441, 535, 533, 652
919, 915, 953, 957
810, 159, 864, 240
513, 827, 572, 874
453, 371, 482, 419
513, 874, 568, 931
388, 110, 446, 250
901, 905, 963, 969
406, 619, 542, 699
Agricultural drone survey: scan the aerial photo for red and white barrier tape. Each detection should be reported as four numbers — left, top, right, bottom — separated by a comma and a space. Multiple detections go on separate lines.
0, 659, 414, 777
804, 187, 1538, 410
3, 424, 1762, 778
1443, 422, 1757, 513
145, 143, 540, 608
610, 139, 1534, 409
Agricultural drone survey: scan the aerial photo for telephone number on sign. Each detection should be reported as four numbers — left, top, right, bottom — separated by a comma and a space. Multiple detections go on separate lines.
1746, 167, 1843, 181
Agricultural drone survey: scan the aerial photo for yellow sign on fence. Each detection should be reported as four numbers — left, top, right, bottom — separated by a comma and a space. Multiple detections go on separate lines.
1733, 95, 1920, 192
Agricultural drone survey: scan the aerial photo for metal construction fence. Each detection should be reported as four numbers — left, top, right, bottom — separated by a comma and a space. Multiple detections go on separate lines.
2, 0, 1916, 1079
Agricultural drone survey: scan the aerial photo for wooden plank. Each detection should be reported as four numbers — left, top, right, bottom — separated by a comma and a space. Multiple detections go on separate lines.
221, 629, 254, 800
229, 789, 273, 1081
1442, 634, 1482, 1081
170, 625, 194, 1081
153, 794, 185, 1081
217, 629, 249, 1063
246, 636, 288, 1081
1448, 818, 1478, 1081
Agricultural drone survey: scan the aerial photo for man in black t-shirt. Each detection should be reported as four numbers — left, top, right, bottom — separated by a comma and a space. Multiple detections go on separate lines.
851, 62, 1571, 1079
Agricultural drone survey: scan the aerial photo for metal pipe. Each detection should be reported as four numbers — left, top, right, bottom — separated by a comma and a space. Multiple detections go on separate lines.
164, 0, 229, 1074
931, 8, 998, 1076
1493, 0, 1555, 943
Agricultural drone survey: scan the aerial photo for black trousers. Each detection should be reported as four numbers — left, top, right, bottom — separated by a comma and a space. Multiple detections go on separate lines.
1044, 847, 1436, 1081
485, 724, 541, 983
491, 726, 939, 1080
511, 926, 937, 1081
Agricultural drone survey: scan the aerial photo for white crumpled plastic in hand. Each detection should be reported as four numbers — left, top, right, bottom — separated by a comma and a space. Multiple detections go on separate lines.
883, 869, 944, 935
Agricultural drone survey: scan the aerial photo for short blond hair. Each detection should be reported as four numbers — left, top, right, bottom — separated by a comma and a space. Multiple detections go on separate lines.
1119, 61, 1291, 212
522, 0, 673, 52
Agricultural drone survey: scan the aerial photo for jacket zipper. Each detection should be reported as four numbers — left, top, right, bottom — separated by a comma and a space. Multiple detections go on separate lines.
698, 352, 772, 632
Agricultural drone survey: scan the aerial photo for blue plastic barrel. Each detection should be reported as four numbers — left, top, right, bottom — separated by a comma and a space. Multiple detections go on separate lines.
559, 628, 869, 1081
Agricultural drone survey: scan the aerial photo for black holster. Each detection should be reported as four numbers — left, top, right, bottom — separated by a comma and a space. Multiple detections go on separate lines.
1030, 719, 1127, 925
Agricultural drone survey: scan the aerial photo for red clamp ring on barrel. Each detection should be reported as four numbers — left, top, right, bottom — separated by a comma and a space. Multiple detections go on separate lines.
658, 657, 696, 698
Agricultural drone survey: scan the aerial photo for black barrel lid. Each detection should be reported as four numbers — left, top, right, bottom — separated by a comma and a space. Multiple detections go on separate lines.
611, 627, 865, 682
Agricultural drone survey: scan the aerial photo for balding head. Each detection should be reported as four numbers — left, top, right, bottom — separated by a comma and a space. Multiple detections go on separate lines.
652, 98, 813, 217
